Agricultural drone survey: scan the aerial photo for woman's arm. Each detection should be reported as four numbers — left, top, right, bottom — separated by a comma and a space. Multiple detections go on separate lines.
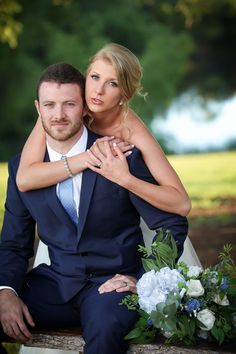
16, 118, 133, 192
127, 122, 191, 216
16, 118, 90, 192
86, 112, 191, 216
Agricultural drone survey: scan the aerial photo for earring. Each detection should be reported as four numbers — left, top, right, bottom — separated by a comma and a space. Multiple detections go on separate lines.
119, 101, 123, 106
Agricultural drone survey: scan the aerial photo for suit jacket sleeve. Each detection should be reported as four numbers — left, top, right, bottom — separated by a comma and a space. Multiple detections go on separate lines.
0, 156, 35, 294
128, 148, 188, 257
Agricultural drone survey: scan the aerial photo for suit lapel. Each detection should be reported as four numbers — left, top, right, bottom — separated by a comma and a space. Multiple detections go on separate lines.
76, 130, 99, 244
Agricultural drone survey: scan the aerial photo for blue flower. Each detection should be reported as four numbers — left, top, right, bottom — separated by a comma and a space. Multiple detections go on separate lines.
220, 276, 229, 291
185, 299, 200, 313
147, 317, 153, 326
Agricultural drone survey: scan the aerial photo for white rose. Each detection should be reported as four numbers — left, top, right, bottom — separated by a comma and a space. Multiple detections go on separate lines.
187, 266, 203, 278
197, 309, 216, 331
163, 331, 173, 338
187, 279, 204, 297
213, 294, 229, 306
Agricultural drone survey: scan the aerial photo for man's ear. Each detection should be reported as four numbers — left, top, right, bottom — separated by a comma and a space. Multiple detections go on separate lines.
82, 105, 89, 118
35, 100, 40, 116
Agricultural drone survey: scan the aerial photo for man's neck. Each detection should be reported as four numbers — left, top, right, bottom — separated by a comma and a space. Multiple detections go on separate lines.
46, 127, 84, 155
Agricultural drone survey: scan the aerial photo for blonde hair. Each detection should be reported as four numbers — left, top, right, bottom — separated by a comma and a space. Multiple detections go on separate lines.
87, 43, 145, 104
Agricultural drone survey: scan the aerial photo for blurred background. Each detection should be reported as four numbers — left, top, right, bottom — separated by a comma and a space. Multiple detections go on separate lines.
0, 2, 236, 352
0, 0, 236, 264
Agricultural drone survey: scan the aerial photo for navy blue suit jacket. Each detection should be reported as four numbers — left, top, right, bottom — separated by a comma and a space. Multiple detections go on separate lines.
0, 130, 188, 303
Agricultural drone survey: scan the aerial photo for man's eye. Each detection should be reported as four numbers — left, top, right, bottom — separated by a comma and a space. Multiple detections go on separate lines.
67, 102, 75, 106
44, 103, 54, 107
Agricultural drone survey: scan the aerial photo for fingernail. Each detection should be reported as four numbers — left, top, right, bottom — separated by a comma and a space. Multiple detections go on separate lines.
113, 142, 117, 147
131, 145, 134, 148
128, 151, 132, 155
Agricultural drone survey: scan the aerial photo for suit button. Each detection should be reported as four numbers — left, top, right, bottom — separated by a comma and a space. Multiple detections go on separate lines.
87, 273, 93, 279
79, 252, 88, 256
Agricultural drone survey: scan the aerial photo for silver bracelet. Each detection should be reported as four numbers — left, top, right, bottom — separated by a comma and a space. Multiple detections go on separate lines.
61, 155, 73, 178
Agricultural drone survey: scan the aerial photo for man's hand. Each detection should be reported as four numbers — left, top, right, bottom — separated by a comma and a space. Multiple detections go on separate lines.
98, 274, 137, 294
0, 289, 35, 343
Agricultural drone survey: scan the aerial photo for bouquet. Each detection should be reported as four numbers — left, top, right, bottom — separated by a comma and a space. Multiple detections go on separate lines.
122, 229, 236, 346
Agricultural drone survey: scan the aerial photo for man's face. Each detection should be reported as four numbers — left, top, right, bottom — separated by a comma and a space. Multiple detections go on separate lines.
35, 82, 86, 144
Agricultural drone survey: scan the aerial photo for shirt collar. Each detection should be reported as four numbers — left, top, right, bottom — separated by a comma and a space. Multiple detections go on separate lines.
47, 126, 88, 162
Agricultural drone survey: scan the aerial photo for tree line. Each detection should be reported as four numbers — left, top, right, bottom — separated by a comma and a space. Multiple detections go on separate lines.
0, 0, 236, 159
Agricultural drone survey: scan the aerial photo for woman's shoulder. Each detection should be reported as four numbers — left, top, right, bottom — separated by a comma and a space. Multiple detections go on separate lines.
127, 109, 156, 146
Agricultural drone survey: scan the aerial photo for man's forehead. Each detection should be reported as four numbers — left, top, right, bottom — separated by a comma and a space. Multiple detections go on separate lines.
38, 81, 82, 99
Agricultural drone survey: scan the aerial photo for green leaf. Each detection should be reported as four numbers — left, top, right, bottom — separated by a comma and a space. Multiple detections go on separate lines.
141, 258, 159, 272
125, 327, 142, 340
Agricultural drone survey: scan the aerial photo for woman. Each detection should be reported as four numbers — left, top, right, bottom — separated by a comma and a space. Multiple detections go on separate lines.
16, 43, 191, 216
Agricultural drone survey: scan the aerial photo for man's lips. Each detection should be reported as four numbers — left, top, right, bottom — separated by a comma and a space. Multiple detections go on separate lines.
51, 121, 69, 128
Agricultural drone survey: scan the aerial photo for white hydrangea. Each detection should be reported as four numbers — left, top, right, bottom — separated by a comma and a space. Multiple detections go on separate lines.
137, 267, 185, 315
137, 270, 166, 314
156, 267, 186, 294
187, 266, 203, 278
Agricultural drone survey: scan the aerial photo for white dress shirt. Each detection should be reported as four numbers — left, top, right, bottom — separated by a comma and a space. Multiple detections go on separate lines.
47, 126, 88, 215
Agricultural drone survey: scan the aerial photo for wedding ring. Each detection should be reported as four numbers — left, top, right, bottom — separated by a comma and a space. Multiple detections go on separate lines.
123, 281, 128, 287
96, 162, 102, 168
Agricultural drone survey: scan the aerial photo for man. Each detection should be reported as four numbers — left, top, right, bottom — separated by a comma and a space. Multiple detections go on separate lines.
0, 63, 188, 354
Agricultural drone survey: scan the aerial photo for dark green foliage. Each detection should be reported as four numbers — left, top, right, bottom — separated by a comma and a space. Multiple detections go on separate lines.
1, 0, 236, 159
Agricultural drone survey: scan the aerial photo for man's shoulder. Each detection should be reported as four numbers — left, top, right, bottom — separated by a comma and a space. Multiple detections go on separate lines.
8, 153, 21, 168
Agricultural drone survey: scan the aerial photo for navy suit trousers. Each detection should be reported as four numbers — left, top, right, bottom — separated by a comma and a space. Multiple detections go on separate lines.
20, 276, 139, 354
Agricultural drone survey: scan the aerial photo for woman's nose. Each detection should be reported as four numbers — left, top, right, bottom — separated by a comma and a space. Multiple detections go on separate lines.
95, 82, 105, 95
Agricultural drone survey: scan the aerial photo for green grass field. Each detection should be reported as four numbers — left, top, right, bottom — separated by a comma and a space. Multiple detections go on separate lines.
1, 151, 236, 229
169, 151, 236, 209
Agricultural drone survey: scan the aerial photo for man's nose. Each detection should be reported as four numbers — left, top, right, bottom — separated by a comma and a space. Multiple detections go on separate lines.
54, 105, 65, 118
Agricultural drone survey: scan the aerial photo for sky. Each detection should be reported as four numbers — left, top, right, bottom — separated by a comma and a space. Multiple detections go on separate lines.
152, 93, 236, 154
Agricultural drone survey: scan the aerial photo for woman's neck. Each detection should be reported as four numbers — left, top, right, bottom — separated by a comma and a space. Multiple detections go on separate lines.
90, 107, 124, 137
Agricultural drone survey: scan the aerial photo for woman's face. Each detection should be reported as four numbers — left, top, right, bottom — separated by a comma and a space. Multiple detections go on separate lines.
85, 59, 123, 115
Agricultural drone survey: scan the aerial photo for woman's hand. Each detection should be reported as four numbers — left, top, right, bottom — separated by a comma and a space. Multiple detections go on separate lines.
98, 274, 137, 294
85, 140, 132, 185
90, 136, 133, 156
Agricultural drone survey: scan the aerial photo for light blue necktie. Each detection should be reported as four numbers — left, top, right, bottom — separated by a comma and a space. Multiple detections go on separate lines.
58, 173, 78, 225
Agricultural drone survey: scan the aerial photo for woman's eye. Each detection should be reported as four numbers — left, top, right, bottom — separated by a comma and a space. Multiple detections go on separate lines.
67, 102, 75, 107
110, 81, 118, 88
91, 74, 99, 80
